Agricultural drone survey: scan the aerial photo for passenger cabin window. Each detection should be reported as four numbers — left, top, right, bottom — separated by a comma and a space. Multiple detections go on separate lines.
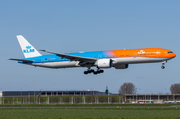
168, 51, 173, 53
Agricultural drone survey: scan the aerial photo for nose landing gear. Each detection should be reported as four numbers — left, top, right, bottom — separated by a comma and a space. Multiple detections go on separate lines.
161, 66, 165, 69
161, 61, 167, 69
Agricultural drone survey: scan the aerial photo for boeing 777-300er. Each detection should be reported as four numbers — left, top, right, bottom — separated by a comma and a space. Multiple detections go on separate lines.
9, 35, 176, 75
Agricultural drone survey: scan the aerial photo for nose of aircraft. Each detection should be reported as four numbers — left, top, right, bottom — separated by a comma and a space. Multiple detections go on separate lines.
171, 53, 176, 58
173, 53, 176, 57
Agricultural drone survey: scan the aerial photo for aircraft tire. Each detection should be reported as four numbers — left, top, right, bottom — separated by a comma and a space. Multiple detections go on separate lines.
93, 72, 97, 75
84, 71, 88, 74
161, 66, 165, 69
100, 70, 104, 73
97, 71, 101, 74
90, 69, 94, 73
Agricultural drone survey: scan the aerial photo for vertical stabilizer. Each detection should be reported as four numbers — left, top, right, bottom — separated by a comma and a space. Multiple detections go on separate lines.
17, 35, 42, 58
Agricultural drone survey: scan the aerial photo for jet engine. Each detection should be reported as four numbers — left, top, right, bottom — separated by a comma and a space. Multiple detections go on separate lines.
96, 59, 112, 68
114, 64, 128, 69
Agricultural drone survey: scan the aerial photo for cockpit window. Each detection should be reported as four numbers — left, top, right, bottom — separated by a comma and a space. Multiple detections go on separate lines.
168, 51, 173, 53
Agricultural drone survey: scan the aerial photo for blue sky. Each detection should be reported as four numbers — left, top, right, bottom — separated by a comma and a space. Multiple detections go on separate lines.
1, 0, 180, 94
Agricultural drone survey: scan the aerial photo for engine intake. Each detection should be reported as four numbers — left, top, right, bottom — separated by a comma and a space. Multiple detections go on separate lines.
96, 59, 112, 68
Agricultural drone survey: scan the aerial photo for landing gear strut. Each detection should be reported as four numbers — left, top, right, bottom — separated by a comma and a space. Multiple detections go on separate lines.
84, 67, 104, 75
161, 61, 167, 69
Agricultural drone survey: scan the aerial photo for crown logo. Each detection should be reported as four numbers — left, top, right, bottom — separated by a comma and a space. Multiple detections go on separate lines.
26, 45, 31, 49
23, 45, 35, 53
138, 50, 145, 54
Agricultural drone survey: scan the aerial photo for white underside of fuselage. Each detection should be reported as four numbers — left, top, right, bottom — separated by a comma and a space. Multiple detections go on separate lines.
30, 57, 172, 69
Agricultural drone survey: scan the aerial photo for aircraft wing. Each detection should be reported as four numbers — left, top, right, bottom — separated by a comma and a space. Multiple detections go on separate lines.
8, 58, 34, 63
39, 50, 97, 63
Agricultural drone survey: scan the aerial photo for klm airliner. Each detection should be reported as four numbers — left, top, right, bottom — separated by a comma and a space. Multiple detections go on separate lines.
9, 35, 176, 75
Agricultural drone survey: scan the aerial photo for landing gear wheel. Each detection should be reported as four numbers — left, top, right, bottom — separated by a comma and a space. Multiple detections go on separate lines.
84, 71, 88, 74
84, 67, 104, 75
90, 69, 94, 73
100, 70, 104, 73
97, 70, 101, 74
161, 66, 165, 69
93, 72, 97, 75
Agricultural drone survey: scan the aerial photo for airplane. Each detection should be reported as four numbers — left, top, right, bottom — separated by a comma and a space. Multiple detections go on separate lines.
9, 35, 176, 75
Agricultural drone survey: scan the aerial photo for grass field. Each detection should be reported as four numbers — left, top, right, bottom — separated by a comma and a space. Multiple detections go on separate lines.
0, 108, 180, 119
0, 103, 180, 107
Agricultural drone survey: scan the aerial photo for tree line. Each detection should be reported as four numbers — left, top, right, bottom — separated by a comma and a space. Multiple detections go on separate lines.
119, 82, 180, 94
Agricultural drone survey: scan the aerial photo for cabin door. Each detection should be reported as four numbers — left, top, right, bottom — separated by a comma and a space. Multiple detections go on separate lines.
133, 52, 137, 58
157, 50, 160, 58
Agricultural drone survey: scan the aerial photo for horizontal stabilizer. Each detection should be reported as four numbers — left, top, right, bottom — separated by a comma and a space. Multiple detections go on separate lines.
8, 58, 34, 63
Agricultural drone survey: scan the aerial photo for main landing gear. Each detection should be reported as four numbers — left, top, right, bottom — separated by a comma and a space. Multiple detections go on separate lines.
84, 68, 104, 75
161, 61, 167, 69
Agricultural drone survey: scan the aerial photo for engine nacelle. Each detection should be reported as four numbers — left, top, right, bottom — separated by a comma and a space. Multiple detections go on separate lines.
96, 59, 112, 68
114, 64, 128, 69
